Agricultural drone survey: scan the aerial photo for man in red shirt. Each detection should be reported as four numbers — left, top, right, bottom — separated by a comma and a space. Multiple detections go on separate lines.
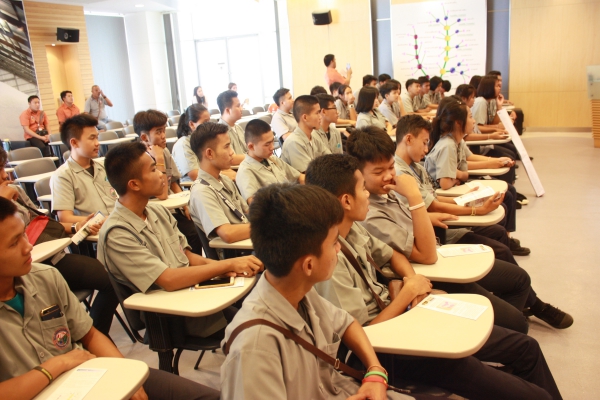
56, 90, 80, 126
324, 54, 352, 87
19, 95, 51, 156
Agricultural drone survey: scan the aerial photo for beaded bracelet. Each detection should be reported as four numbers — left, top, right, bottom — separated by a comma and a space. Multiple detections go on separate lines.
362, 376, 388, 389
364, 370, 388, 382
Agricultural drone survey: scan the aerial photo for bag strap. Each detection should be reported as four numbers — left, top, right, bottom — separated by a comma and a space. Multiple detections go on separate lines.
338, 241, 387, 311
198, 177, 248, 223
38, 110, 45, 127
16, 197, 45, 217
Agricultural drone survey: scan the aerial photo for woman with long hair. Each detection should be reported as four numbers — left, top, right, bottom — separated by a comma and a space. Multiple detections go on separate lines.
173, 104, 210, 182
192, 86, 208, 107
355, 86, 394, 136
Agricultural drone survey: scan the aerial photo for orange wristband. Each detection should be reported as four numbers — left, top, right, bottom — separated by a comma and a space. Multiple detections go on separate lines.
362, 376, 388, 389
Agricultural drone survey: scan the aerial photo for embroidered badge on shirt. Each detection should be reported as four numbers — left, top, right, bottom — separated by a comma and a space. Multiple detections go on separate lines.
52, 327, 70, 349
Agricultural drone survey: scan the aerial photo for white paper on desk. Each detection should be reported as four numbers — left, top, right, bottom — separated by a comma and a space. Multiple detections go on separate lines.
453, 186, 495, 207
497, 109, 544, 197
417, 295, 488, 320
189, 277, 245, 291
168, 191, 190, 199
46, 368, 107, 400
71, 212, 105, 245
437, 245, 492, 258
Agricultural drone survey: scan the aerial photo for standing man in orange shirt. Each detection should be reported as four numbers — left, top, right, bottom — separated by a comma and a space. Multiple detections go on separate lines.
56, 90, 81, 126
19, 95, 51, 156
324, 54, 352, 88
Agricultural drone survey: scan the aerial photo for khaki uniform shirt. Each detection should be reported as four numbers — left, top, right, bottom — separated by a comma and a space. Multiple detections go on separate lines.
218, 119, 248, 155
163, 147, 181, 194
413, 94, 428, 110
0, 264, 92, 381
271, 109, 298, 139
314, 125, 343, 154
172, 136, 198, 182
281, 126, 332, 173
51, 157, 117, 216
401, 92, 415, 113
315, 223, 393, 325
378, 99, 401, 127
335, 99, 351, 120
188, 169, 249, 239
423, 91, 441, 106
236, 154, 300, 201
356, 109, 387, 130
424, 135, 472, 185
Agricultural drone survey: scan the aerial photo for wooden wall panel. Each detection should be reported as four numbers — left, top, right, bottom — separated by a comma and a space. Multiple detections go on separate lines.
23, 1, 94, 133
510, 0, 600, 128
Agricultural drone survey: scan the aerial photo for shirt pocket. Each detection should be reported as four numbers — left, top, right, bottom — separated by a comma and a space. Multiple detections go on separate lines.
166, 233, 188, 266
40, 315, 72, 355
324, 332, 342, 359
98, 180, 118, 200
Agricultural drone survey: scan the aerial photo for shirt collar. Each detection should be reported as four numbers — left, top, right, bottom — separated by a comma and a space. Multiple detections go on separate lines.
340, 222, 369, 256
292, 126, 312, 143
67, 157, 102, 175
276, 109, 293, 117
112, 201, 159, 234
197, 168, 225, 191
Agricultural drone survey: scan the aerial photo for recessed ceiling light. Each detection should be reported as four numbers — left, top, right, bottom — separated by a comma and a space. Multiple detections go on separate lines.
51, 43, 55, 46
135, 4, 144, 7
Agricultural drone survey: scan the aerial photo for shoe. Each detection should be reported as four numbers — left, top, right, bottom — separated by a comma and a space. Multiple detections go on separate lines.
516, 192, 529, 205
516, 201, 522, 210
509, 237, 530, 256
528, 303, 574, 329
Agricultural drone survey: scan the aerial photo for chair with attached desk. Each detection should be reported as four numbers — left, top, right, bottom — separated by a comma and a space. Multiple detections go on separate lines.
165, 127, 177, 138
167, 110, 181, 117
98, 131, 120, 156
14, 158, 57, 201
168, 116, 180, 126
124, 125, 135, 135
259, 114, 273, 124
48, 134, 67, 164
8, 147, 43, 162
105, 121, 124, 130
241, 109, 251, 117
34, 176, 52, 210
252, 106, 264, 114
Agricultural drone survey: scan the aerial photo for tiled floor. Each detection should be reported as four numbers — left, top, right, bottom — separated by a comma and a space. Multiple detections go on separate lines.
107, 131, 599, 398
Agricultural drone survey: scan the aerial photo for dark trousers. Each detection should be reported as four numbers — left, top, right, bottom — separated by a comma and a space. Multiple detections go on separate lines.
498, 183, 517, 232
173, 209, 203, 256
143, 368, 220, 399
47, 253, 119, 336
369, 325, 562, 400
27, 137, 51, 157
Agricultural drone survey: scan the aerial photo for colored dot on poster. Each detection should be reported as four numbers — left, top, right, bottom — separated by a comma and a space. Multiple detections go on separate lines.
458, 18, 461, 22
415, 55, 419, 59
445, 36, 450, 41
444, 56, 449, 62
414, 45, 418, 49
445, 46, 450, 51
444, 16, 448, 20
456, 45, 460, 48
455, 30, 459, 33
436, 18, 440, 23
457, 62, 461, 66
418, 64, 422, 69
414, 35, 418, 39
460, 71, 464, 75
444, 25, 449, 31
450, 67, 456, 73
440, 68, 446, 74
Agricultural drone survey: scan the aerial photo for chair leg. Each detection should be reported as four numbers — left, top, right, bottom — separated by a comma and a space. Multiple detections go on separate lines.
114, 311, 136, 343
173, 348, 184, 376
193, 350, 206, 370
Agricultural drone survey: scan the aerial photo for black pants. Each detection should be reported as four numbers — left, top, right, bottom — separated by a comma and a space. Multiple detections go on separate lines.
143, 368, 220, 399
27, 137, 51, 157
366, 325, 562, 400
173, 209, 203, 256
46, 253, 119, 336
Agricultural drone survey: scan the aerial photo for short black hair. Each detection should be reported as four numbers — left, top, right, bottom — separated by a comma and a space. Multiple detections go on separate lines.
104, 141, 147, 196
133, 109, 168, 136
177, 104, 208, 138
60, 114, 99, 150
27, 95, 39, 103
389, 79, 402, 93
488, 70, 501, 77
329, 82, 342, 96
477, 75, 497, 99
310, 86, 327, 96
430, 97, 468, 149
0, 197, 18, 223
244, 118, 272, 144
396, 114, 432, 143
346, 127, 395, 169
0, 147, 7, 166
362, 74, 377, 87
315, 94, 336, 111
217, 90, 238, 114
455, 84, 476, 100
338, 84, 351, 97
417, 76, 430, 85
405, 79, 418, 91
60, 90, 72, 101
355, 86, 378, 113
189, 121, 229, 160
249, 183, 343, 278
324, 54, 335, 67
379, 82, 399, 98
273, 88, 290, 106
306, 154, 360, 198
292, 95, 319, 123
441, 80, 452, 92
429, 76, 442, 90
378, 73, 391, 83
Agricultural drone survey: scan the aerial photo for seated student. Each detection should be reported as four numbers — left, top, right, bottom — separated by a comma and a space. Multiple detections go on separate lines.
424, 76, 443, 106
0, 148, 118, 336
135, 109, 203, 256
19, 95, 51, 157
97, 142, 262, 337
355, 87, 394, 136
0, 197, 220, 400
173, 103, 211, 182
353, 74, 378, 106
413, 76, 436, 111
329, 81, 342, 97
309, 85, 327, 96
347, 127, 573, 330
281, 95, 331, 173
401, 79, 429, 115
469, 75, 482, 90
216, 89, 248, 162
305, 156, 563, 399
83, 85, 113, 130
471, 75, 516, 133
56, 90, 80, 126
221, 183, 420, 400
188, 122, 251, 243
440, 80, 451, 96
270, 88, 297, 141
377, 73, 391, 88
378, 81, 402, 127
335, 84, 357, 124
314, 94, 344, 154
236, 119, 304, 204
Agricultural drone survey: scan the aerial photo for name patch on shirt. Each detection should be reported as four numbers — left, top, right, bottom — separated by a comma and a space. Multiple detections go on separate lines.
53, 327, 70, 349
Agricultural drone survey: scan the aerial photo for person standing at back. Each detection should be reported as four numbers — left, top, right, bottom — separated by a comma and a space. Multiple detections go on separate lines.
324, 53, 352, 87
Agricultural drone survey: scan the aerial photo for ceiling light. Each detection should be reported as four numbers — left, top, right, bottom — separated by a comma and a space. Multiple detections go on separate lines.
51, 43, 55, 46
135, 4, 144, 7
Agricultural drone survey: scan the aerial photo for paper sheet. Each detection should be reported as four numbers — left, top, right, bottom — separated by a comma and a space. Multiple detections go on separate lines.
168, 191, 190, 199
453, 186, 496, 207
46, 368, 107, 400
437, 245, 492, 258
417, 295, 488, 320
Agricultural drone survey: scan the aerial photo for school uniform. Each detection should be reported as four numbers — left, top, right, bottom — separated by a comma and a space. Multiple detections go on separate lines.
335, 99, 351, 120
314, 225, 561, 400
356, 110, 387, 130
172, 136, 198, 182
378, 99, 401, 127
97, 201, 226, 337
314, 124, 343, 154
188, 169, 249, 240
423, 91, 441, 105
281, 126, 332, 173
51, 157, 117, 216
270, 109, 298, 139
236, 154, 301, 201
413, 94, 428, 110
471, 97, 493, 125
218, 119, 248, 155
220, 274, 411, 400
400, 92, 415, 113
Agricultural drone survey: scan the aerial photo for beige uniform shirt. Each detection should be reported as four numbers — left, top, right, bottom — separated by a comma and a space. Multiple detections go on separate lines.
378, 99, 401, 127
356, 110, 388, 130
163, 147, 181, 194
270, 109, 298, 139
51, 157, 117, 216
315, 223, 393, 325
218, 119, 248, 155
0, 264, 92, 381
314, 125, 343, 154
235, 154, 301, 201
188, 169, 249, 239
335, 99, 351, 120
172, 136, 198, 182
413, 94, 428, 110
281, 126, 332, 173
400, 92, 415, 113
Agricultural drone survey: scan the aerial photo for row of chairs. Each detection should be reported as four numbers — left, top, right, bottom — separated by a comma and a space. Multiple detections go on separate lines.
207, 105, 268, 117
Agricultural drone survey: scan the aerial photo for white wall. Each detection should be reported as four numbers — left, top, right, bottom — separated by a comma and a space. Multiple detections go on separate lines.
0, 81, 30, 141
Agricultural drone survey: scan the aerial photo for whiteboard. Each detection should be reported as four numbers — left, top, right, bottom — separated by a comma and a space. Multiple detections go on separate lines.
390, 0, 487, 93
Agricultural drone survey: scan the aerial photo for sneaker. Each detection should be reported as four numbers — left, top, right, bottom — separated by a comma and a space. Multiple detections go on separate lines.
509, 238, 530, 256
516, 192, 529, 205
530, 304, 574, 329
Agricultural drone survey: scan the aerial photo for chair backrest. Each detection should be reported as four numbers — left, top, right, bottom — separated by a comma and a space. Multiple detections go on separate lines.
124, 125, 135, 134
105, 269, 147, 334
34, 176, 52, 197
63, 150, 71, 160
259, 114, 273, 124
8, 147, 43, 162
166, 141, 175, 153
168, 115, 180, 126
252, 106, 265, 114
238, 120, 250, 132
165, 127, 177, 138
193, 224, 219, 260
104, 121, 124, 130
14, 158, 56, 178
98, 131, 119, 141
209, 108, 220, 115
241, 109, 251, 117
167, 110, 181, 117
264, 103, 270, 111
49, 133, 62, 143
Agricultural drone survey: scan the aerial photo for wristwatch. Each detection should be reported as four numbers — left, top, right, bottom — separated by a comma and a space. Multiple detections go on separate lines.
71, 223, 77, 234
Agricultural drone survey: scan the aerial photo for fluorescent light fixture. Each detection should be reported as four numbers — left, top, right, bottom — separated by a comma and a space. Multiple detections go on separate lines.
135, 4, 144, 7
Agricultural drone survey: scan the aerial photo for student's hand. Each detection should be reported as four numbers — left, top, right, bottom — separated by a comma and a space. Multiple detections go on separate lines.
129, 387, 149, 400
346, 66, 353, 75
480, 192, 504, 214
489, 132, 509, 140
0, 182, 18, 201
348, 93, 355, 104
411, 292, 429, 309
383, 174, 421, 202
228, 255, 264, 276
79, 213, 104, 235
146, 144, 165, 164
496, 93, 504, 109
346, 394, 367, 400
428, 212, 458, 229
41, 135, 50, 143
356, 381, 387, 400
495, 157, 514, 168
56, 349, 96, 372
402, 274, 432, 299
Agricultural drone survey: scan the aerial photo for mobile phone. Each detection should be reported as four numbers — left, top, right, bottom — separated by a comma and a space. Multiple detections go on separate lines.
195, 277, 234, 289
346, 63, 351, 69
40, 304, 63, 321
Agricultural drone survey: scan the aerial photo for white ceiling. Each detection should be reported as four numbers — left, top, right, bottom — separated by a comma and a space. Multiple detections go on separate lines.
31, 0, 180, 15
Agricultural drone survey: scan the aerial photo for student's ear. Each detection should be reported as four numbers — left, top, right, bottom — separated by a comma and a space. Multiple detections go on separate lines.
140, 132, 149, 143
204, 147, 215, 161
247, 142, 255, 152
404, 133, 413, 145
338, 193, 352, 212
69, 137, 78, 150
300, 254, 315, 277
127, 178, 141, 193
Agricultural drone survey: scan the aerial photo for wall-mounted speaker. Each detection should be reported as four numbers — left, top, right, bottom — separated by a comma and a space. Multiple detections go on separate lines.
312, 10, 332, 25
57, 27, 79, 43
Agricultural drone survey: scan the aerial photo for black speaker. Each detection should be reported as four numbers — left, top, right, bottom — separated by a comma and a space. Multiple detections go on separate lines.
312, 10, 332, 25
57, 27, 79, 43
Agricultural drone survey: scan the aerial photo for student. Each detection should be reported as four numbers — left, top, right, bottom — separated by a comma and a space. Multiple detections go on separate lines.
314, 94, 344, 154
305, 155, 564, 399
216, 89, 248, 161
335, 84, 357, 124
424, 76, 443, 106
227, 83, 249, 106
19, 95, 51, 157
441, 80, 451, 96
221, 183, 417, 400
236, 119, 304, 204
329, 81, 342, 97
173, 103, 211, 182
0, 148, 118, 336
309, 85, 327, 96
471, 75, 515, 133
97, 142, 262, 336
280, 95, 331, 173
414, 76, 436, 111
270, 88, 297, 140
0, 197, 221, 400
347, 126, 573, 330
378, 73, 391, 87
378, 81, 402, 127
188, 122, 251, 243
192, 85, 208, 107
56, 90, 80, 126
83, 85, 113, 130
353, 74, 378, 106
469, 75, 482, 90
135, 109, 203, 256
355, 87, 394, 136
401, 79, 429, 115
323, 53, 351, 87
